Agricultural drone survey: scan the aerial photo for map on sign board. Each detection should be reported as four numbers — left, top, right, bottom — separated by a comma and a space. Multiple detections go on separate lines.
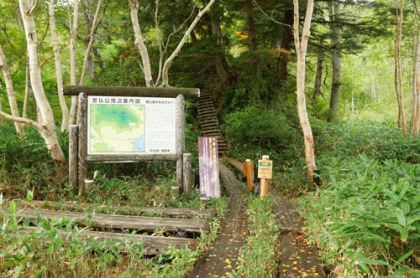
87, 96, 176, 155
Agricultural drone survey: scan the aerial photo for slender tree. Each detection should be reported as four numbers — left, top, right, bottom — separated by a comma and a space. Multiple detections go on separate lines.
18, 0, 66, 167
0, 44, 25, 137
393, 0, 407, 136
410, 22, 420, 134
293, 0, 317, 181
329, 0, 341, 121
48, 0, 69, 131
68, 0, 79, 125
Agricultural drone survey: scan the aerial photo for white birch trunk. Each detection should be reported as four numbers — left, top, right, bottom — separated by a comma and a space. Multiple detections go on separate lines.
161, 0, 216, 87
22, 59, 30, 118
393, 0, 407, 137
129, 0, 154, 87
19, 0, 67, 167
79, 0, 104, 85
69, 0, 79, 125
293, 0, 317, 181
0, 43, 25, 136
411, 24, 420, 134
48, 0, 69, 131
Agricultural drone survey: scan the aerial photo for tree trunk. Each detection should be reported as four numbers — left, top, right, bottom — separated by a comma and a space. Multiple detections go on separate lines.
79, 0, 104, 85
276, 9, 293, 89
22, 58, 30, 118
69, 0, 79, 125
0, 43, 25, 137
19, 0, 67, 167
48, 0, 69, 131
82, 0, 95, 79
246, 0, 260, 96
211, 12, 236, 88
313, 48, 325, 99
293, 0, 317, 182
394, 0, 407, 137
329, 1, 341, 121
410, 23, 420, 134
129, 0, 154, 87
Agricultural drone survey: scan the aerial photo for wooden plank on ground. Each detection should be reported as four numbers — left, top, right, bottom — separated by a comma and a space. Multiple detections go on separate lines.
1, 209, 210, 233
6, 200, 216, 218
19, 226, 195, 255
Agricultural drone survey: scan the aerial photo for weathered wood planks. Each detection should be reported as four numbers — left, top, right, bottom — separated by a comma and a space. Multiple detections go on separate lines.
19, 226, 195, 255
2, 208, 210, 233
7, 200, 216, 218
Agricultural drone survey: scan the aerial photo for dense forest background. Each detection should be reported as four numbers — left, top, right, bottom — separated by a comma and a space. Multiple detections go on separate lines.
0, 0, 419, 277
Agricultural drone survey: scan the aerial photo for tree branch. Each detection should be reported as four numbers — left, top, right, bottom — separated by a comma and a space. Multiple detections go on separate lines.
252, 0, 292, 28
0, 111, 42, 132
28, 0, 40, 15
161, 0, 216, 86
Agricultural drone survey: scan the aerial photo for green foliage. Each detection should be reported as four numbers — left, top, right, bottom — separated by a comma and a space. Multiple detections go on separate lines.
0, 123, 66, 199
296, 122, 420, 277
224, 104, 302, 163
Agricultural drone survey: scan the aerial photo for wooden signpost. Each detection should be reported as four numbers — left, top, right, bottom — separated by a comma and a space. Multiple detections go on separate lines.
64, 85, 199, 196
243, 159, 254, 192
257, 155, 273, 199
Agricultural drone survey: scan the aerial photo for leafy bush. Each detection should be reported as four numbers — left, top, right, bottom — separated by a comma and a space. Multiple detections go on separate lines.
224, 105, 302, 163
0, 124, 65, 199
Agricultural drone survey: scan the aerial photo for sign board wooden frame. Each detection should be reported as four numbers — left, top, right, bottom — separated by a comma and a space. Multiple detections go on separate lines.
64, 86, 200, 195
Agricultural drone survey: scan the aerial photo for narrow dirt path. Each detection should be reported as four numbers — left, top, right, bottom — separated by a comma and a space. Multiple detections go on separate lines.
225, 157, 326, 277
188, 162, 248, 278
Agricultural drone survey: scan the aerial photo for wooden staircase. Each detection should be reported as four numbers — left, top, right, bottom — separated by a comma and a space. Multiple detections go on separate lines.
197, 91, 228, 155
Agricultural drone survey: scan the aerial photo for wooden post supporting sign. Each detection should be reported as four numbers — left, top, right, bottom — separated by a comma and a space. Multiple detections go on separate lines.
258, 155, 273, 199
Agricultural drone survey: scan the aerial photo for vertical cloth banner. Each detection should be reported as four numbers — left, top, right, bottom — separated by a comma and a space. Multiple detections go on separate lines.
198, 136, 220, 199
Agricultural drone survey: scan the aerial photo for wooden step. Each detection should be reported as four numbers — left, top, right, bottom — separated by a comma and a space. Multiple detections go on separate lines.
19, 227, 195, 255
8, 200, 216, 219
2, 209, 210, 233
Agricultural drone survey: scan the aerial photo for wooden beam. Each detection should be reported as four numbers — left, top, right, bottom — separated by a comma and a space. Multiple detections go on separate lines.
69, 125, 78, 192
63, 86, 200, 98
2, 209, 210, 233
183, 153, 193, 194
77, 93, 88, 196
176, 94, 185, 191
86, 154, 180, 162
19, 227, 195, 255
8, 200, 216, 218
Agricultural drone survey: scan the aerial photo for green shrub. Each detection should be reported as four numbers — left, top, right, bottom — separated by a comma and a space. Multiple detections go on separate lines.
224, 105, 302, 163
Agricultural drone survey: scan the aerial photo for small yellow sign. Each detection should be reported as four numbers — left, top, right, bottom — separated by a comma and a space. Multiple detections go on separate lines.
258, 160, 273, 179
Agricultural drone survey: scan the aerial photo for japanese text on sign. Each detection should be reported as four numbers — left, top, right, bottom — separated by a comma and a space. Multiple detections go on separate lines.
87, 96, 176, 155
198, 137, 220, 199
258, 160, 273, 179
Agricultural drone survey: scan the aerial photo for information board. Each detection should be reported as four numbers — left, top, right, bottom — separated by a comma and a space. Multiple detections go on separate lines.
258, 160, 273, 179
198, 136, 220, 199
87, 96, 176, 155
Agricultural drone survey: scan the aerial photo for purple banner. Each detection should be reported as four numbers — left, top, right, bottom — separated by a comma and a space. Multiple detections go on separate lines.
198, 136, 220, 199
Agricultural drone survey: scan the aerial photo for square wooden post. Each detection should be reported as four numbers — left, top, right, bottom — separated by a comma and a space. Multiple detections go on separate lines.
77, 93, 88, 196
176, 94, 185, 192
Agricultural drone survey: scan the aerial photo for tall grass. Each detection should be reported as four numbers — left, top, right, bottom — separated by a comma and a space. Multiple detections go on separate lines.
297, 122, 420, 277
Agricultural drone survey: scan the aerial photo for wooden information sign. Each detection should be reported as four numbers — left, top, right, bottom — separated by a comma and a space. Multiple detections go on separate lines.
64, 85, 199, 196
258, 159, 273, 179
